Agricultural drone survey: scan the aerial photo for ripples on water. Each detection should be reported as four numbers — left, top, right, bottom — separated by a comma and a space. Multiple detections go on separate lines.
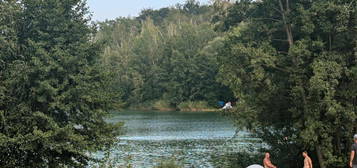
93, 111, 260, 168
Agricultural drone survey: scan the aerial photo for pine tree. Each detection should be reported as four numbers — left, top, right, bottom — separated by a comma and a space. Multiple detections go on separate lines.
0, 0, 122, 167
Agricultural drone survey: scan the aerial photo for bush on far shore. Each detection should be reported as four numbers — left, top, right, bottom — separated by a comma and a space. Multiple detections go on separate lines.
153, 99, 175, 111
177, 101, 214, 111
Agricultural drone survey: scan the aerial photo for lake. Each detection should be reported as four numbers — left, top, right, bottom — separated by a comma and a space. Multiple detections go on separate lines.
94, 111, 259, 168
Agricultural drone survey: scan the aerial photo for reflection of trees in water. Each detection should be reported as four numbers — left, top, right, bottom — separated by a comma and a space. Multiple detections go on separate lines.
210, 134, 263, 168
96, 139, 254, 168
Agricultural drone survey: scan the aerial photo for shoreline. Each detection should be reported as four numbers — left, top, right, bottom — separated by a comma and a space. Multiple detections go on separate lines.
125, 107, 219, 112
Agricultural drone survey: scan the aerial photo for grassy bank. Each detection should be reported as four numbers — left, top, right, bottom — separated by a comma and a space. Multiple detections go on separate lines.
127, 100, 176, 111
177, 101, 216, 112
127, 100, 218, 112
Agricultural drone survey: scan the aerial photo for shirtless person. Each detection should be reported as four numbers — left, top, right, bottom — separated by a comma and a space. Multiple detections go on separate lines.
302, 151, 313, 168
350, 134, 357, 168
263, 152, 277, 168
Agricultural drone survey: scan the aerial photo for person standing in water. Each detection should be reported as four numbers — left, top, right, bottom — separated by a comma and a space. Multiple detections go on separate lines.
302, 151, 312, 168
263, 153, 277, 168
350, 134, 357, 168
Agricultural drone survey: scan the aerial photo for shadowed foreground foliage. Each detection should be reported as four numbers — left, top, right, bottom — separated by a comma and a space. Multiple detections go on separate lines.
0, 0, 122, 167
216, 0, 357, 168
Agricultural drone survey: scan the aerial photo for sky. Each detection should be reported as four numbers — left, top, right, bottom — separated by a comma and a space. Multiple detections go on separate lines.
87, 0, 211, 21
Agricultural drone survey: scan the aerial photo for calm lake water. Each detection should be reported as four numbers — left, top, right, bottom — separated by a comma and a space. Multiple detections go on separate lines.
94, 111, 259, 168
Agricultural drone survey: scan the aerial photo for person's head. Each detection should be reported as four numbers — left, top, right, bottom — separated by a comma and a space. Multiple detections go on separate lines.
265, 152, 270, 158
354, 134, 357, 143
302, 151, 308, 157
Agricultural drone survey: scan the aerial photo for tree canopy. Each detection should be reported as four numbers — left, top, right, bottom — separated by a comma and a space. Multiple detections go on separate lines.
96, 1, 234, 109
216, 0, 357, 167
0, 0, 121, 167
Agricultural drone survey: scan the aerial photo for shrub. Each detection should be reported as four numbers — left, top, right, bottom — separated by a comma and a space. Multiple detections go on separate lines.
153, 99, 174, 111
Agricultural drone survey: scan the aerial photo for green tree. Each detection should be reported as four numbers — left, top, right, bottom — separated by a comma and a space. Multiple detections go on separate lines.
129, 19, 166, 103
0, 0, 121, 167
97, 18, 141, 104
161, 22, 221, 105
217, 0, 357, 168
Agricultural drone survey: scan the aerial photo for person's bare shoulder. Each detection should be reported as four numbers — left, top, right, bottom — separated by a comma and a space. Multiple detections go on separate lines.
263, 158, 269, 164
308, 157, 313, 167
263, 158, 268, 166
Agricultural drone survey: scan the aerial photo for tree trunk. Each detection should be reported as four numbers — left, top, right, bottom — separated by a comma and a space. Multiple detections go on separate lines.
279, 0, 294, 48
316, 145, 326, 168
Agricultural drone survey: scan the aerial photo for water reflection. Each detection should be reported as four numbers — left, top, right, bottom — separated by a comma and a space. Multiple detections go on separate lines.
101, 111, 257, 168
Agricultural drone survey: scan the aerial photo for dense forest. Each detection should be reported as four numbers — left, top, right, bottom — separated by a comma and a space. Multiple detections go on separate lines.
1, 0, 357, 167
95, 1, 234, 110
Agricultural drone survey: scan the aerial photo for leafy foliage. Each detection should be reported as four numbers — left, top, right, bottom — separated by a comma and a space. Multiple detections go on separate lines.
0, 0, 122, 167
217, 0, 357, 167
